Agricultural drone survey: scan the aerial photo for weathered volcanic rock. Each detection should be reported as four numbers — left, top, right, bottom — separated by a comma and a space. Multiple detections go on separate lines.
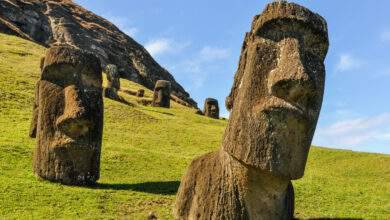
203, 98, 219, 119
0, 0, 197, 107
175, 1, 329, 219
31, 45, 104, 185
152, 80, 171, 108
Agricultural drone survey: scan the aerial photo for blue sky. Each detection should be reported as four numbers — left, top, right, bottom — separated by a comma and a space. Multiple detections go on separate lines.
75, 0, 390, 154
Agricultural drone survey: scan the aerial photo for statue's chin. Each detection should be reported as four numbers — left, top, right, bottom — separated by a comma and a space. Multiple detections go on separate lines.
260, 114, 311, 180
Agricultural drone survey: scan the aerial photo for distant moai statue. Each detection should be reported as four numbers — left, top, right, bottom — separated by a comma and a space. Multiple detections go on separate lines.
175, 2, 329, 219
152, 80, 171, 108
203, 98, 219, 119
136, 89, 145, 97
104, 64, 120, 99
30, 45, 104, 185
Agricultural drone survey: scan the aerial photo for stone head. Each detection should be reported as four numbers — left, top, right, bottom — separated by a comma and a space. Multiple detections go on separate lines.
137, 89, 145, 97
105, 64, 120, 90
152, 80, 171, 108
222, 2, 329, 180
31, 45, 103, 185
204, 98, 219, 119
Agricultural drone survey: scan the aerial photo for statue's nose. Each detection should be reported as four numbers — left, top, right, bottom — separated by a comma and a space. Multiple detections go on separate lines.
268, 38, 315, 111
56, 85, 92, 138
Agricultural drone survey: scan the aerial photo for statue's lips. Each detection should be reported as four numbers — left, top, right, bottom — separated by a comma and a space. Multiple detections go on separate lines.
51, 139, 95, 151
262, 103, 309, 122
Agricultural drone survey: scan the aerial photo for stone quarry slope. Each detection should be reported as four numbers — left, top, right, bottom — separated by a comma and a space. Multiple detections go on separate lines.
0, 33, 389, 219
0, 0, 197, 107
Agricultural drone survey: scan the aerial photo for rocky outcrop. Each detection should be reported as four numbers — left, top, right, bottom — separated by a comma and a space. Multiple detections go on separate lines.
0, 0, 197, 107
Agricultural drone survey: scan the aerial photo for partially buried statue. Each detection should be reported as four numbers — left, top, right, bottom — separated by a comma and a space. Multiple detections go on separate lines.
203, 98, 219, 119
174, 2, 329, 219
136, 89, 145, 97
104, 64, 120, 99
30, 45, 104, 185
152, 80, 171, 108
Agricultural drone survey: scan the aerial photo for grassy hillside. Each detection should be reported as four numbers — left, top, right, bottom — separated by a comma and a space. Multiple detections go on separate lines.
0, 33, 389, 219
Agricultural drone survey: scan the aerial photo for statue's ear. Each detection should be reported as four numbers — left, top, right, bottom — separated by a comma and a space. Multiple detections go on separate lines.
29, 83, 39, 138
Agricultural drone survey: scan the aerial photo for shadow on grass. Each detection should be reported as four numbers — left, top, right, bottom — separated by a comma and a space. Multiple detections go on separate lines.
91, 181, 180, 195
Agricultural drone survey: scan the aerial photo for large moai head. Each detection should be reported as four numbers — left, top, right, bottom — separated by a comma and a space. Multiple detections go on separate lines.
203, 98, 219, 119
30, 45, 103, 185
105, 64, 120, 90
222, 2, 329, 180
152, 80, 171, 108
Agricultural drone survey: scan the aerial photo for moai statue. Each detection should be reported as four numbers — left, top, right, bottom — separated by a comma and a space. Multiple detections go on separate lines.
104, 64, 120, 99
152, 80, 171, 108
175, 2, 328, 219
203, 98, 219, 119
136, 89, 145, 97
30, 45, 104, 185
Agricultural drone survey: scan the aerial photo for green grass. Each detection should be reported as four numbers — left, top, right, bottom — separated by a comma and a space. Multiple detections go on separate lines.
0, 33, 389, 219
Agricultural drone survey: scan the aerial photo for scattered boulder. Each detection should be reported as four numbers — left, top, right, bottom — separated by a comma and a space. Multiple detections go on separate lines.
203, 98, 219, 119
123, 89, 137, 96
30, 45, 104, 185
147, 212, 158, 220
137, 98, 153, 106
152, 80, 171, 108
174, 2, 329, 219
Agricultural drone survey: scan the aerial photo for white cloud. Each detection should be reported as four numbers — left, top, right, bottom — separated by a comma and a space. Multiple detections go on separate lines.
168, 46, 230, 89
145, 38, 172, 56
145, 38, 190, 57
380, 30, 390, 42
199, 46, 230, 61
314, 113, 390, 149
335, 54, 363, 72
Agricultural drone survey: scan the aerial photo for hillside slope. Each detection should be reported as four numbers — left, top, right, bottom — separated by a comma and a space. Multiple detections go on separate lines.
0, 33, 389, 219
0, 0, 197, 107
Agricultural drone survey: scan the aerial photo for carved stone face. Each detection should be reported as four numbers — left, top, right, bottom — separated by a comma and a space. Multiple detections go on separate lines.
105, 64, 120, 90
223, 3, 329, 180
136, 89, 145, 97
204, 98, 219, 119
31, 46, 103, 185
152, 80, 171, 108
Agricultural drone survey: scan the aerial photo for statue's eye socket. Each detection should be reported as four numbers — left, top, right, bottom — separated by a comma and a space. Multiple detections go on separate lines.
41, 65, 78, 87
257, 20, 327, 55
